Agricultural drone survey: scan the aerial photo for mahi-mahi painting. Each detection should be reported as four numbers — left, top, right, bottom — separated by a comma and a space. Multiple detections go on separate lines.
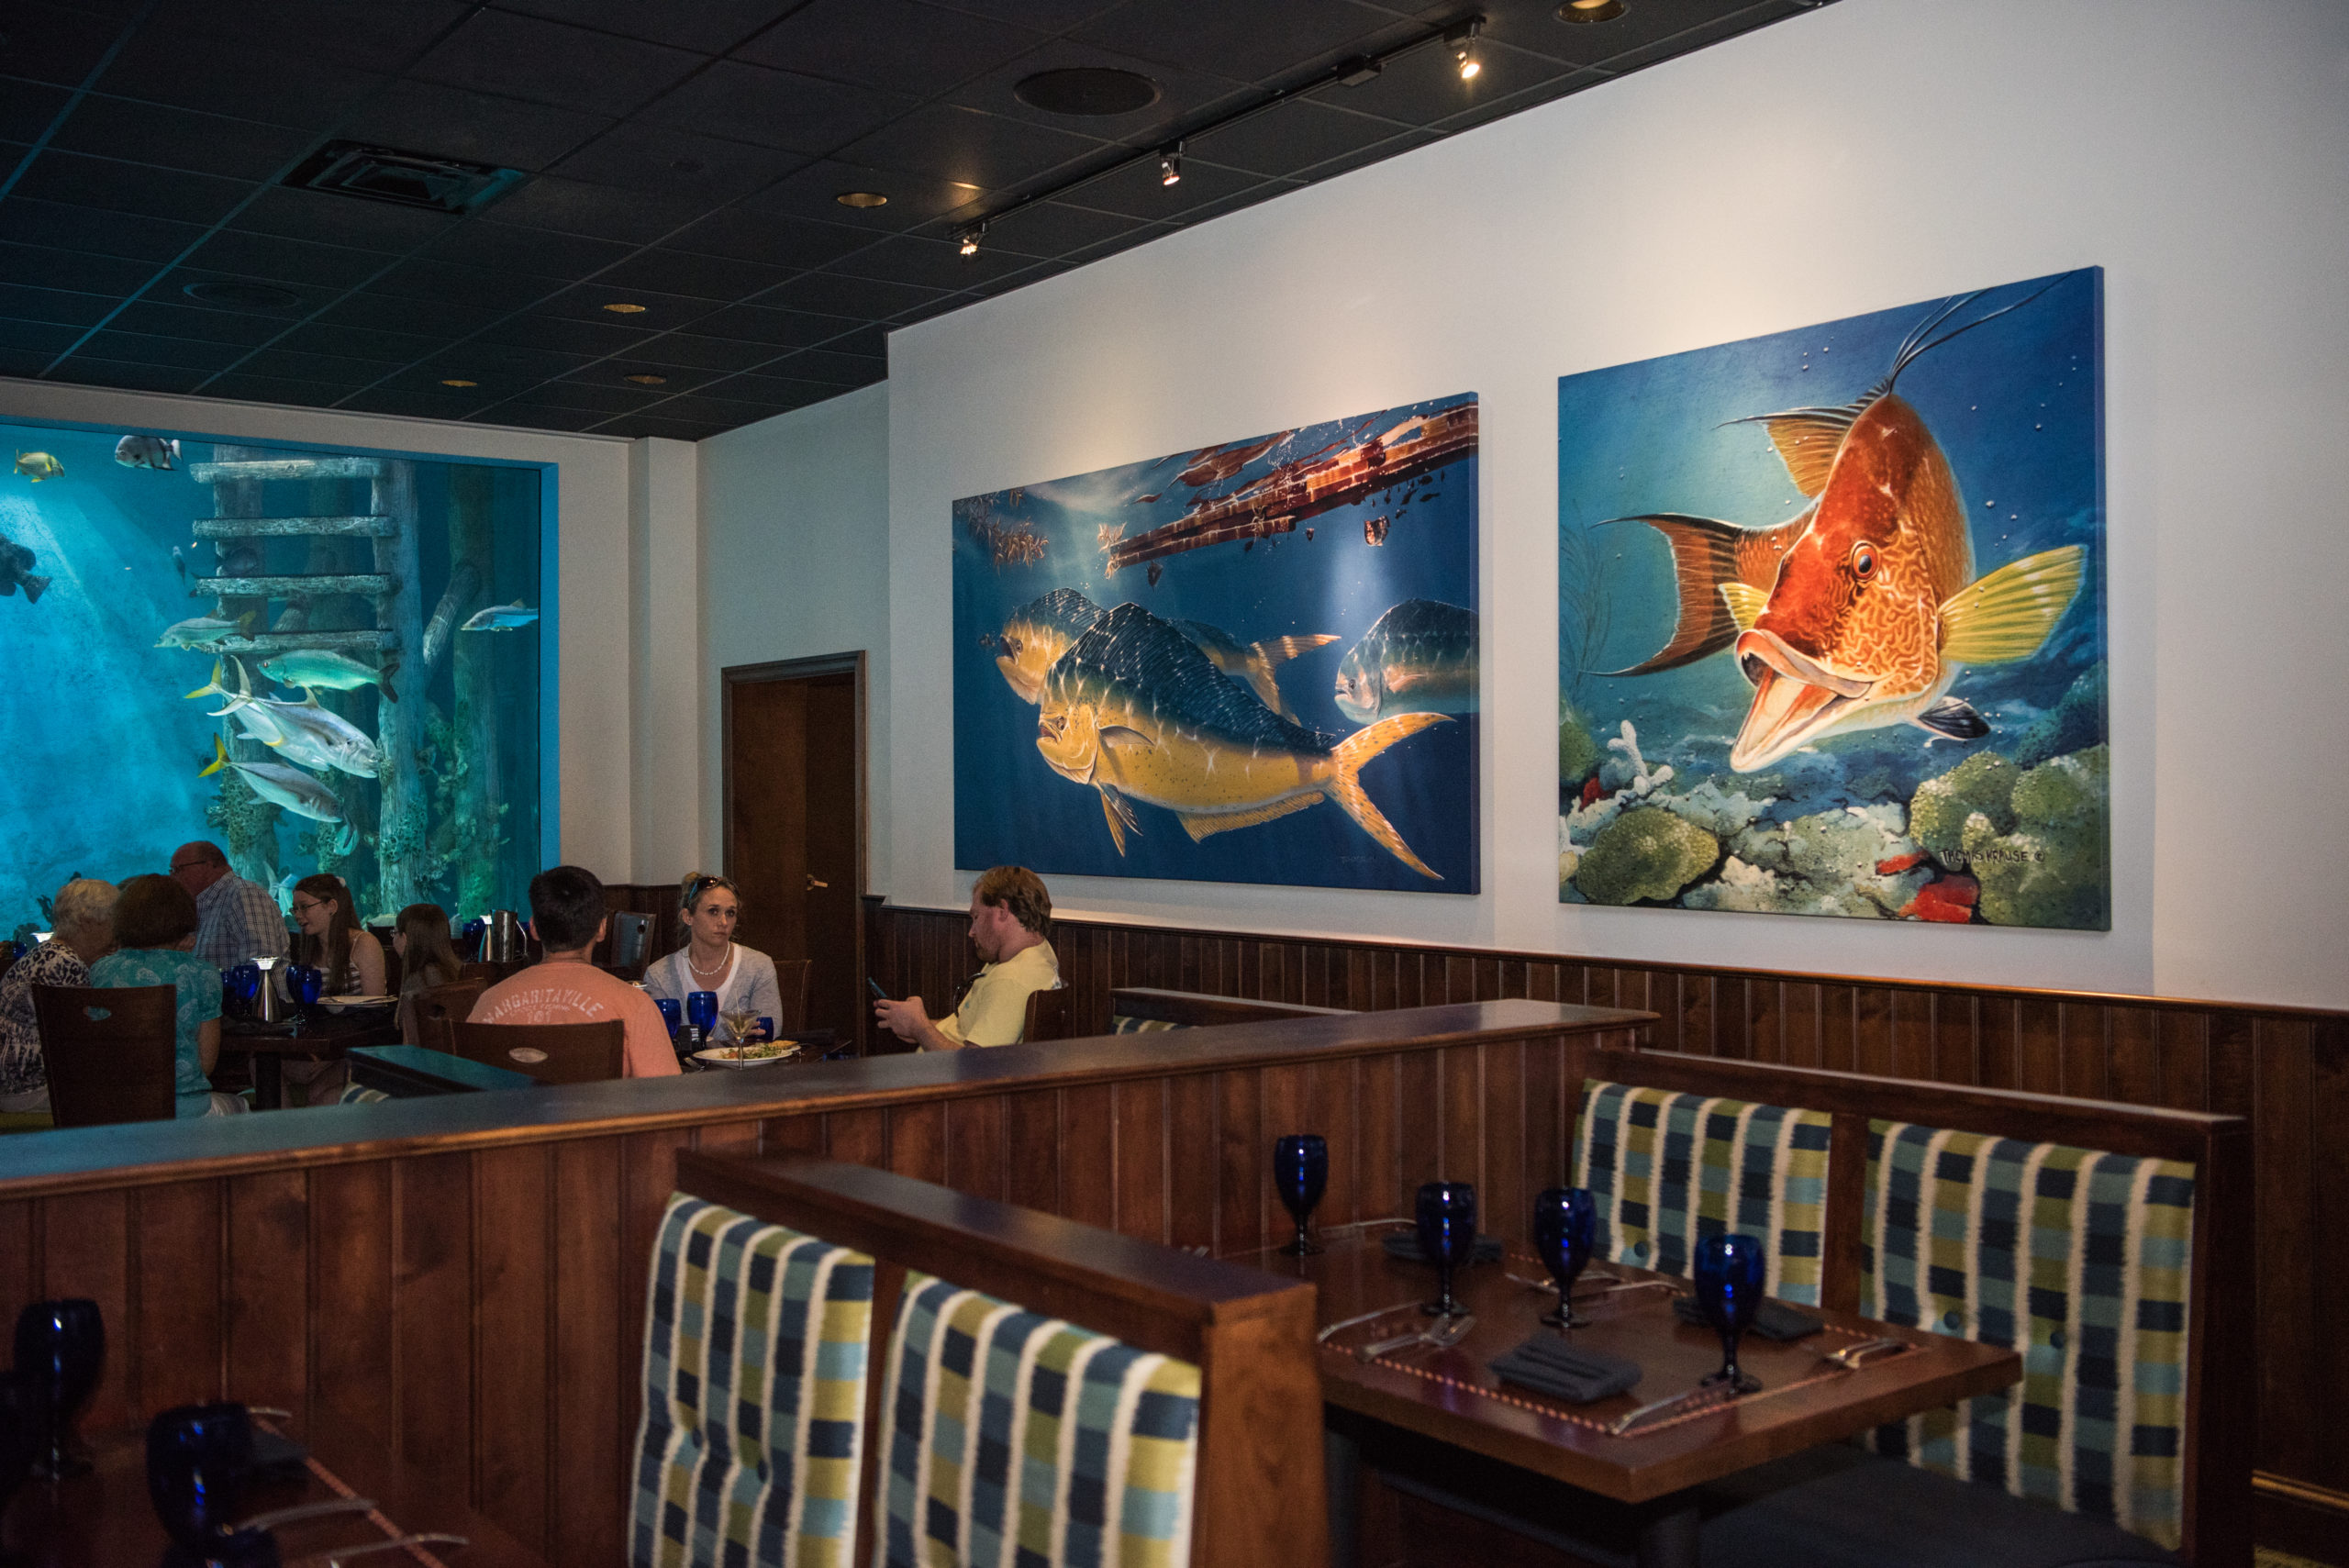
954, 393, 1479, 893
1557, 270, 2108, 929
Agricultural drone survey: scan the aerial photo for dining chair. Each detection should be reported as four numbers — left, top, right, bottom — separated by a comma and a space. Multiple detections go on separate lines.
410, 978, 487, 1053
450, 1019, 625, 1085
630, 1191, 875, 1568
1020, 984, 1073, 1043
774, 957, 811, 1032
29, 984, 178, 1128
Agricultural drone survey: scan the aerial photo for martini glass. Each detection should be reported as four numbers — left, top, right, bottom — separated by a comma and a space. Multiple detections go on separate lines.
720, 1006, 762, 1046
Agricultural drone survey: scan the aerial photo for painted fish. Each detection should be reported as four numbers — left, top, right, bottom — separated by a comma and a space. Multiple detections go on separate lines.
1171, 618, 1338, 723
460, 599, 539, 632
114, 435, 181, 470
1, 532, 49, 604
13, 451, 62, 482
995, 588, 1107, 703
1334, 599, 1478, 725
259, 648, 395, 703
190, 658, 382, 777
199, 737, 356, 853
156, 611, 255, 649
1606, 286, 2086, 773
1033, 603, 1451, 877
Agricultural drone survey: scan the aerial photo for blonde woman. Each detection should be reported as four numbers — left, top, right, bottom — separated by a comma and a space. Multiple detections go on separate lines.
640, 873, 783, 1030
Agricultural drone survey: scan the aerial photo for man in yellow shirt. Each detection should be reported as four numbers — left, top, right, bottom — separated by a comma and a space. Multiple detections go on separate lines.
874, 866, 1059, 1051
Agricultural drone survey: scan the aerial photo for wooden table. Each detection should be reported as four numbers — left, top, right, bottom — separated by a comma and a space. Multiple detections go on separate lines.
220, 1007, 400, 1108
347, 1045, 538, 1097
3, 1423, 550, 1567
1264, 1226, 2021, 1568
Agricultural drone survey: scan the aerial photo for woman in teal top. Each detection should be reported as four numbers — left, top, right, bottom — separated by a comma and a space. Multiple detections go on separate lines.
87, 873, 241, 1119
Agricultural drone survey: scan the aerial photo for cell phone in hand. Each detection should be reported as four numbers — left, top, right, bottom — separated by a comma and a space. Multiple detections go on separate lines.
868, 978, 891, 1002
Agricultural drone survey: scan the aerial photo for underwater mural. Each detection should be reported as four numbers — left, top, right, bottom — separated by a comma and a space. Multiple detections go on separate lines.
1558, 271, 2108, 929
954, 394, 1479, 893
1, 418, 544, 938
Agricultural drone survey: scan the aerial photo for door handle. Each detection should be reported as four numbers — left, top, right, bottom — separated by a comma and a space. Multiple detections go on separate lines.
806, 874, 829, 890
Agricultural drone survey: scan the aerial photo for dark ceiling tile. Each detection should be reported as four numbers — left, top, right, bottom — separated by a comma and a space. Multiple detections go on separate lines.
0, 282, 121, 328
47, 99, 318, 183
1158, 177, 1300, 229
944, 39, 1253, 148
591, 413, 734, 439
6, 4, 132, 89
0, 241, 159, 297
839, 103, 1106, 192
488, 0, 795, 54
731, 0, 1049, 98
707, 368, 866, 405
762, 269, 948, 320
471, 402, 613, 431
491, 381, 676, 414
685, 302, 862, 348
964, 199, 1152, 257
340, 385, 505, 421
885, 291, 969, 326
1422, 70, 1601, 137
825, 232, 1029, 291
366, 259, 565, 311
230, 346, 395, 385
201, 373, 354, 406
1313, 35, 1577, 127
1192, 97, 1410, 176
8, 151, 259, 227
1061, 149, 1269, 218
529, 282, 719, 327
460, 177, 708, 246
551, 125, 804, 205
595, 246, 796, 302
1582, 1, 1811, 75
107, 297, 298, 344
620, 391, 801, 426
1500, 0, 1797, 69
640, 61, 917, 153
226, 185, 461, 252
0, 317, 88, 354
152, 271, 335, 319
409, 10, 707, 116
425, 217, 638, 277
477, 311, 657, 356
0, 197, 211, 262
667, 208, 877, 271
158, 0, 477, 72
271, 320, 445, 363
181, 231, 395, 291
1073, 0, 1397, 84
317, 292, 507, 338
0, 346, 58, 378
100, 28, 391, 130
2, 83, 72, 144
758, 346, 882, 385
77, 328, 252, 371
1287, 125, 1443, 182
561, 361, 728, 395
339, 80, 615, 172
620, 331, 785, 373
820, 322, 887, 357
735, 159, 987, 232
49, 355, 210, 394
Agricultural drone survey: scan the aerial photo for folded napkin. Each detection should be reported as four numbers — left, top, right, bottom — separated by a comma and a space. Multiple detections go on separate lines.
1669, 1295, 1823, 1341
1488, 1336, 1642, 1403
1381, 1230, 1505, 1265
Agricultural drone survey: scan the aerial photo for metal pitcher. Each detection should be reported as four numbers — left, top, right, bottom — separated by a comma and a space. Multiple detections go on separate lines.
484, 909, 526, 964
252, 957, 286, 1024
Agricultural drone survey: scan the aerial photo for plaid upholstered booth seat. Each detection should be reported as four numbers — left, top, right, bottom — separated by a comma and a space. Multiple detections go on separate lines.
1107, 986, 1355, 1036
666, 1150, 1327, 1567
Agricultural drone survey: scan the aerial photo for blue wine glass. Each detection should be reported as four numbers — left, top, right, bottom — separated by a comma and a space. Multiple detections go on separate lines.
1273, 1135, 1328, 1256
1532, 1186, 1598, 1329
654, 997, 683, 1039
1414, 1181, 1477, 1318
754, 1016, 774, 1042
1693, 1232, 1767, 1393
16, 1296, 105, 1478
685, 990, 719, 1034
147, 1401, 256, 1551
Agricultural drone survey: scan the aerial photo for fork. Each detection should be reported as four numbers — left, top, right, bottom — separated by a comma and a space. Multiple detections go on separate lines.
1355, 1312, 1476, 1362
1604, 1382, 1733, 1437
1820, 1336, 1909, 1371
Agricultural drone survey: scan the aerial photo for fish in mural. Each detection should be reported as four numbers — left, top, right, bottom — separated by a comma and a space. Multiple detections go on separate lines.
994, 588, 1107, 703
1171, 618, 1338, 723
1333, 599, 1478, 724
12, 451, 62, 482
114, 435, 181, 470
156, 611, 255, 648
1, 531, 50, 604
259, 647, 395, 703
1605, 288, 2085, 772
200, 737, 357, 853
460, 600, 539, 632
190, 658, 383, 777
1032, 603, 1451, 876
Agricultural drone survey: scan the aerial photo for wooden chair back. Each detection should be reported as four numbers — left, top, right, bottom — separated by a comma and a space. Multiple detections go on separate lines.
411, 978, 488, 1053
774, 956, 811, 1032
1108, 984, 1355, 1034
451, 1018, 626, 1085
1566, 1043, 2252, 1567
673, 1152, 1326, 1568
30, 984, 179, 1127
1021, 984, 1073, 1042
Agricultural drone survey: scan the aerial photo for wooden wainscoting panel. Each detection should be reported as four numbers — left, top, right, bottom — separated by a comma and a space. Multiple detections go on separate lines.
133, 1180, 223, 1416
2309, 1018, 2349, 1493
393, 1152, 473, 1494
1167, 1073, 1219, 1253
551, 1136, 627, 1566
1113, 1079, 1167, 1245
226, 1171, 309, 1424
310, 1161, 395, 1459
1060, 1083, 1116, 1231
1004, 1090, 1060, 1217
941, 1094, 1007, 1204
885, 1100, 948, 1187
39, 1189, 132, 1432
473, 1144, 551, 1553
2253, 1017, 2318, 1482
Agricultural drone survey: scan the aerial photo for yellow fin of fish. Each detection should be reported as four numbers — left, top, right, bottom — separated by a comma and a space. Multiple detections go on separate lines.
199, 736, 228, 777
1720, 581, 1769, 633
1745, 400, 1868, 496
1178, 792, 1324, 842
1937, 545, 2086, 664
1097, 784, 1141, 854
1253, 633, 1339, 666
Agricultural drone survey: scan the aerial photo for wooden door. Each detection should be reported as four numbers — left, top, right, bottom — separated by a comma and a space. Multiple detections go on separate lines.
726, 681, 807, 968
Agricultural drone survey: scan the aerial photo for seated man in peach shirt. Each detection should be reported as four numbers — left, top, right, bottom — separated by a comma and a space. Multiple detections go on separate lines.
469, 864, 678, 1078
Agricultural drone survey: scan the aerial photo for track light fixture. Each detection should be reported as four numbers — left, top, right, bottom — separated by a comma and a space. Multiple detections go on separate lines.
1558, 0, 1626, 22
1160, 143, 1184, 187
1449, 19, 1483, 81
959, 223, 985, 257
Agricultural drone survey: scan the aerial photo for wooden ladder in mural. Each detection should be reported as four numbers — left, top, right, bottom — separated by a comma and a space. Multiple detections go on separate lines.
188, 446, 426, 915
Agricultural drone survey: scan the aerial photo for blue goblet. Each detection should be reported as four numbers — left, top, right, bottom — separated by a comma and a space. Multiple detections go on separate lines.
294, 965, 324, 1006
655, 997, 683, 1039
1273, 1135, 1328, 1257
1414, 1181, 1477, 1318
147, 1401, 255, 1551
16, 1296, 105, 1478
685, 990, 718, 1033
1533, 1186, 1598, 1329
1693, 1232, 1767, 1394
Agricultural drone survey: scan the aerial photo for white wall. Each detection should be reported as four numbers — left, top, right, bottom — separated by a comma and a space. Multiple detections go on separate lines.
696, 383, 893, 886
629, 437, 702, 883
882, 0, 2349, 1009
0, 375, 649, 885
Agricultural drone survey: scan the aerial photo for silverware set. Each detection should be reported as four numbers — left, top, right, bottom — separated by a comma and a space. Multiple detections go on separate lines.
1820, 1336, 1909, 1371
1354, 1313, 1476, 1362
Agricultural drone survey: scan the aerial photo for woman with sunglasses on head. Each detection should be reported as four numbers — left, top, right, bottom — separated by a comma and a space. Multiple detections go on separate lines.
641, 873, 784, 1036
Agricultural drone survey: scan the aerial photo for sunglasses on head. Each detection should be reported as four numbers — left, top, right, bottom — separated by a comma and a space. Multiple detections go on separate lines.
685, 874, 737, 905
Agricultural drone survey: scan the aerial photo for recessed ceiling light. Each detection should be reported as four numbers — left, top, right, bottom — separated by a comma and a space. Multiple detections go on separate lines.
183, 280, 300, 311
1014, 67, 1161, 117
440, 378, 478, 387
602, 302, 647, 314
624, 373, 668, 385
1558, 0, 1626, 21
836, 191, 889, 208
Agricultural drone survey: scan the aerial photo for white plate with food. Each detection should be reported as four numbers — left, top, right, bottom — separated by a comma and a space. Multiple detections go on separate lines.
694, 1041, 801, 1069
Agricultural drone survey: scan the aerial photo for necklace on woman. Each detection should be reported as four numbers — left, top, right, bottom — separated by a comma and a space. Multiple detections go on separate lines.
687, 941, 732, 981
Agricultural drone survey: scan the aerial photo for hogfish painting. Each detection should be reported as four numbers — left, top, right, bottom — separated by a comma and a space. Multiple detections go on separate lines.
956, 393, 1479, 893
1558, 271, 2109, 929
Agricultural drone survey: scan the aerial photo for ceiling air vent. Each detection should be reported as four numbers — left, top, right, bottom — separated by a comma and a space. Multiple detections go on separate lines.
284, 140, 528, 214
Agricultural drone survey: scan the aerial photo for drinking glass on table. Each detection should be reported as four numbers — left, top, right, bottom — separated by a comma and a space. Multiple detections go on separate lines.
1272, 1135, 1328, 1256
1414, 1181, 1477, 1318
1694, 1232, 1766, 1393
685, 990, 719, 1034
1532, 1186, 1598, 1329
719, 1005, 761, 1045
654, 997, 683, 1039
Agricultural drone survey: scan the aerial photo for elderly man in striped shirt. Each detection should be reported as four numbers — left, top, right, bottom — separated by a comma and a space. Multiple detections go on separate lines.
170, 841, 289, 971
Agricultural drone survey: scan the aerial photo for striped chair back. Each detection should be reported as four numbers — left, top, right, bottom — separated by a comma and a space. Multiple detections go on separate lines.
1109, 1014, 1183, 1034
875, 1272, 1202, 1568
631, 1193, 876, 1568
1862, 1122, 2198, 1551
1571, 1079, 1832, 1305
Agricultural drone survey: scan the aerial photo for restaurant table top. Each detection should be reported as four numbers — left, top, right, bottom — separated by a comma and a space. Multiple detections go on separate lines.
1261, 1222, 2021, 1505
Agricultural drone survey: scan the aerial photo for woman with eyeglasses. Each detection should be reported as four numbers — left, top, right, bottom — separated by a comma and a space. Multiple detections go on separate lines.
641, 872, 783, 1034
290, 873, 386, 998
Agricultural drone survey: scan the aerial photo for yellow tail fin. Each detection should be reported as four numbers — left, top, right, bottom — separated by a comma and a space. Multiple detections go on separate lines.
1328, 712, 1452, 878
184, 658, 227, 701
199, 736, 228, 777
